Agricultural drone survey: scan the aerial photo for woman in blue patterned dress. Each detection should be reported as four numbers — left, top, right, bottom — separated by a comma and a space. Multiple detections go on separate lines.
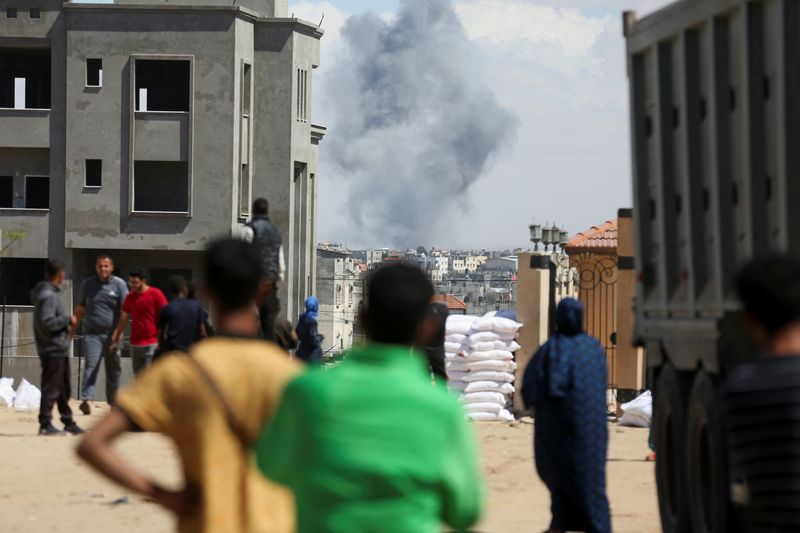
522, 297, 611, 533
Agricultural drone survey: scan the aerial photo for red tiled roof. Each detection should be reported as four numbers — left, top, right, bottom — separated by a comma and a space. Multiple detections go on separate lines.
565, 219, 618, 256
432, 294, 468, 311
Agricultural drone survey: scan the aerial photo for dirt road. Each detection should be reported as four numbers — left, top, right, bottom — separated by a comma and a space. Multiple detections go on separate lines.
0, 403, 658, 532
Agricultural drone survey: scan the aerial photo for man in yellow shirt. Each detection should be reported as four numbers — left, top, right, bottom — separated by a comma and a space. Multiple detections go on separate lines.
77, 238, 300, 533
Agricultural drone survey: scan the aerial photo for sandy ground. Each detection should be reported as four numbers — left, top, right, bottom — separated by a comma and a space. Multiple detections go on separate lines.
0, 402, 658, 532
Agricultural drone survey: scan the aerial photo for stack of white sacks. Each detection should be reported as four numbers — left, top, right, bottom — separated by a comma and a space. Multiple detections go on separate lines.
444, 314, 522, 422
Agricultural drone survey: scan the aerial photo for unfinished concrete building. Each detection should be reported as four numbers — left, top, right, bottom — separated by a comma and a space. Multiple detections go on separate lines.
0, 0, 325, 350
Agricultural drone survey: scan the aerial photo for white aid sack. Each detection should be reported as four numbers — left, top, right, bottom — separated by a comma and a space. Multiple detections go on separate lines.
446, 360, 470, 373
445, 352, 459, 360
445, 334, 467, 344
446, 315, 477, 335
471, 341, 500, 352
467, 360, 518, 373
472, 316, 523, 333
495, 340, 521, 352
447, 371, 470, 382
460, 391, 506, 405
463, 402, 504, 414
464, 371, 515, 383
14, 378, 41, 411
496, 331, 519, 341
0, 377, 15, 408
468, 409, 515, 422
466, 350, 514, 361
449, 380, 468, 392
618, 390, 652, 428
464, 381, 516, 395
444, 342, 466, 353
469, 331, 501, 343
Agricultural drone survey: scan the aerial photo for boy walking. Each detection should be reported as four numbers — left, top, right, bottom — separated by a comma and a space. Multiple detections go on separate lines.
31, 260, 84, 436
257, 263, 483, 532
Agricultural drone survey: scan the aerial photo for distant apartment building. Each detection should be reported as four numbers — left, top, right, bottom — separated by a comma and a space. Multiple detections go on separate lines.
316, 244, 360, 356
427, 255, 449, 273
451, 258, 466, 273
0, 0, 324, 328
365, 249, 385, 266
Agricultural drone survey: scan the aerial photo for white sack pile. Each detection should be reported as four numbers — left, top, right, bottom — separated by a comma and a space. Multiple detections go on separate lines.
445, 314, 522, 422
618, 390, 652, 428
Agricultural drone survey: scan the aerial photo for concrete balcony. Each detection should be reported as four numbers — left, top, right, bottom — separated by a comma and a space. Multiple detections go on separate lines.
134, 111, 189, 162
0, 208, 49, 257
0, 109, 50, 149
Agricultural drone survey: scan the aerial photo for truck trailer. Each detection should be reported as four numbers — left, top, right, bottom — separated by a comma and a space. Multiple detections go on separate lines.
624, 1, 800, 531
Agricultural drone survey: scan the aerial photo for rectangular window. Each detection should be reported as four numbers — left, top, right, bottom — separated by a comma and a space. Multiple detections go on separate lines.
296, 68, 308, 122
24, 175, 49, 209
239, 164, 250, 218
85, 159, 102, 187
6, 7, 17, 18
0, 258, 46, 305
242, 63, 251, 116
135, 59, 190, 112
133, 161, 189, 213
86, 58, 102, 87
0, 48, 51, 109
0, 176, 12, 207
14, 77, 25, 109
29, 8, 40, 18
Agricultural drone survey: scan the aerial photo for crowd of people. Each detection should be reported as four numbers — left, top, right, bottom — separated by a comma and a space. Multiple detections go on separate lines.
27, 195, 800, 532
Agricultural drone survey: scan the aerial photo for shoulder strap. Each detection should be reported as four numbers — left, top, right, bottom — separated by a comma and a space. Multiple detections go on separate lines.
184, 355, 251, 448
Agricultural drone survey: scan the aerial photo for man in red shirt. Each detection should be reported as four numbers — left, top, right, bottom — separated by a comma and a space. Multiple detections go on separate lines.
112, 267, 168, 374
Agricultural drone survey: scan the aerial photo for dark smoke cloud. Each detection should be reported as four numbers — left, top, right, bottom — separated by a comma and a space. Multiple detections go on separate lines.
324, 0, 517, 247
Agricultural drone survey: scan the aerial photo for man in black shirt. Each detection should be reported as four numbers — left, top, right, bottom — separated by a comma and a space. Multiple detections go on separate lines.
157, 275, 206, 355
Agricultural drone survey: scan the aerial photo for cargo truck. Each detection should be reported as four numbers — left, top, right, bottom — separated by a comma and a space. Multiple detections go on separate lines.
623, 1, 800, 531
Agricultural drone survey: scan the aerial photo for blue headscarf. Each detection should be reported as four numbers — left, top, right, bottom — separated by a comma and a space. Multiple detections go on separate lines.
303, 296, 319, 321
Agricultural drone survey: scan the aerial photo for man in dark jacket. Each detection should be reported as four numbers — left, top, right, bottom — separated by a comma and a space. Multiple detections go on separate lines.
31, 260, 84, 436
243, 198, 283, 340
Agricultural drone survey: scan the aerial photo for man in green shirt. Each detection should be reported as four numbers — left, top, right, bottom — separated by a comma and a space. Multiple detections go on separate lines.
257, 263, 483, 532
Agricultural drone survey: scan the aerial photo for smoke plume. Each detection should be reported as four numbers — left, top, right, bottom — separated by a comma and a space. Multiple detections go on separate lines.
324, 0, 517, 247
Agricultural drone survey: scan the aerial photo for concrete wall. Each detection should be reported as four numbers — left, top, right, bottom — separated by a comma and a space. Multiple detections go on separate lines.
0, 110, 50, 149
63, 9, 238, 251
614, 210, 646, 391
0, 0, 62, 39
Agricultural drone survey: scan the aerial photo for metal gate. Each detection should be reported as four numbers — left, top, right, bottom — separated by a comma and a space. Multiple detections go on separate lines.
571, 253, 619, 387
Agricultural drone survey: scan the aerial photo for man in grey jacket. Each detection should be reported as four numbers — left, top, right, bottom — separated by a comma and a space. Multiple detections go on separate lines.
31, 260, 84, 436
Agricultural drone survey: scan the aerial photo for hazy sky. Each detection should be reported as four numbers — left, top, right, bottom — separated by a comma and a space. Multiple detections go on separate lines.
292, 0, 674, 250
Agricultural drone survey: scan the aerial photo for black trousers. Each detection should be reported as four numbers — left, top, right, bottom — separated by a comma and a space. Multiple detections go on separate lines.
39, 356, 73, 426
259, 281, 281, 342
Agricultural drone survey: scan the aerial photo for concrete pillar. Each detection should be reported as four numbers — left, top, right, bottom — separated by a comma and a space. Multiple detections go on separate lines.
514, 252, 552, 414
614, 209, 646, 395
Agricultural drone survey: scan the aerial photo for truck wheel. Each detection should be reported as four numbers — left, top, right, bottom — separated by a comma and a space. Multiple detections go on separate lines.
686, 371, 730, 533
654, 364, 690, 533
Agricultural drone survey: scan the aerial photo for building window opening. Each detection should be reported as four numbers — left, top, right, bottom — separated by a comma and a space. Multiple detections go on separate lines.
0, 48, 51, 109
0, 176, 12, 207
239, 164, 250, 218
135, 59, 190, 112
0, 258, 47, 305
85, 159, 102, 187
29, 8, 40, 18
6, 7, 17, 18
25, 176, 48, 209
86, 58, 102, 87
296, 68, 308, 122
133, 161, 189, 213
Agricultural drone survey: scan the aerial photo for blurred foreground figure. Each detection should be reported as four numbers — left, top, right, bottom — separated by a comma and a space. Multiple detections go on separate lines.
78, 239, 301, 533
257, 263, 483, 532
295, 296, 322, 363
522, 298, 611, 533
723, 256, 800, 531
